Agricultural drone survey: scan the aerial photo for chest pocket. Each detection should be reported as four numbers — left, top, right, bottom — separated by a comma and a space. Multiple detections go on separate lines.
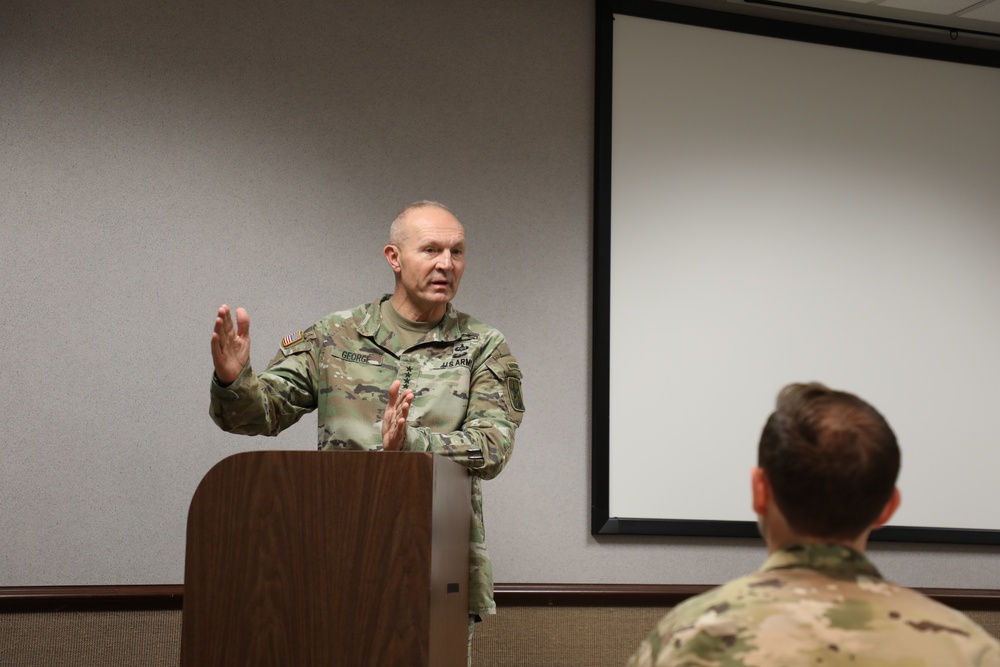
406, 349, 473, 431
319, 342, 394, 393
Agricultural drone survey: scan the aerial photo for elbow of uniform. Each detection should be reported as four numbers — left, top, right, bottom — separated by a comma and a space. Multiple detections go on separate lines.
209, 409, 280, 437
475, 459, 505, 481
472, 436, 513, 481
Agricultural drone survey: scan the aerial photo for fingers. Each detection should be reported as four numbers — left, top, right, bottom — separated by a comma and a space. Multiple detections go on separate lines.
387, 380, 401, 407
397, 393, 412, 422
382, 382, 414, 451
390, 387, 414, 426
235, 307, 250, 339
388, 383, 411, 407
212, 305, 231, 357
212, 304, 252, 386
214, 305, 251, 347
215, 305, 232, 341
382, 381, 401, 441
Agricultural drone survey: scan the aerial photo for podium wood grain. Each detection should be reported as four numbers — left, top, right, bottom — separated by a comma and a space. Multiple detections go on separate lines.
180, 451, 471, 666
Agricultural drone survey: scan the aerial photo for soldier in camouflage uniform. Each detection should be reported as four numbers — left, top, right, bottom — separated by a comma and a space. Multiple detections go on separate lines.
210, 201, 525, 662
627, 382, 1000, 667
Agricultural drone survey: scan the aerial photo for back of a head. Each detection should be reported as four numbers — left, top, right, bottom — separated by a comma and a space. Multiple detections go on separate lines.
758, 382, 900, 541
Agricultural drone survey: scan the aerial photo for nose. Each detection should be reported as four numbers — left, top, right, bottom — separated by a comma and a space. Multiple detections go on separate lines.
437, 251, 454, 271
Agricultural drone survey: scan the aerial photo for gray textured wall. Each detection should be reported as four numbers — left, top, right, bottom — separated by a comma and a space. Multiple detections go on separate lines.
2, 0, 998, 591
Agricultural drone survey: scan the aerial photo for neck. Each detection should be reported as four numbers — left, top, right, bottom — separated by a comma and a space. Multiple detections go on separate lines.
761, 510, 870, 555
390, 292, 446, 323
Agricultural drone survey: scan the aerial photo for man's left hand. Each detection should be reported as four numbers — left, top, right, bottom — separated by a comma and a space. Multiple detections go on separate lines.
382, 380, 414, 451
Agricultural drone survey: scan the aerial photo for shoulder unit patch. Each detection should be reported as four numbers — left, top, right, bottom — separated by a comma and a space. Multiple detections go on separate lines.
507, 376, 525, 413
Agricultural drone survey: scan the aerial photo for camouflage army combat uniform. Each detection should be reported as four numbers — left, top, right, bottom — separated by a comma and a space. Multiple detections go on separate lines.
209, 295, 526, 616
627, 543, 1000, 667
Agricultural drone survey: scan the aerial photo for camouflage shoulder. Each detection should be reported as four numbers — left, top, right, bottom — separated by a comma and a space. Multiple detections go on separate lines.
309, 302, 373, 335
668, 580, 733, 620
656, 572, 776, 632
451, 308, 510, 349
272, 302, 374, 361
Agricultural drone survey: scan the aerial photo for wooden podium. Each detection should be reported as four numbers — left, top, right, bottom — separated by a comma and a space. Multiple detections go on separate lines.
180, 451, 471, 667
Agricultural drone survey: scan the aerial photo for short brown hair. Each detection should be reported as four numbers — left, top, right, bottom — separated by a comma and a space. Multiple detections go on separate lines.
758, 382, 900, 540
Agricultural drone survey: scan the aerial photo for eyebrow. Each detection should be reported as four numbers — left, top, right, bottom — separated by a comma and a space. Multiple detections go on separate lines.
416, 236, 465, 247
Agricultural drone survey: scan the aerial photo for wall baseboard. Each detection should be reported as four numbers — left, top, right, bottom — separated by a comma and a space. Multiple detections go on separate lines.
2, 583, 999, 613
0, 585, 184, 612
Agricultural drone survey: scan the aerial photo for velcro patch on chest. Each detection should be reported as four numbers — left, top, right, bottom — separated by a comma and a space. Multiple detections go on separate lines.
339, 350, 383, 366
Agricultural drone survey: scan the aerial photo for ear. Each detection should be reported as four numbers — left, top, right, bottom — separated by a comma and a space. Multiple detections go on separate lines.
751, 467, 770, 516
384, 244, 401, 273
871, 487, 901, 530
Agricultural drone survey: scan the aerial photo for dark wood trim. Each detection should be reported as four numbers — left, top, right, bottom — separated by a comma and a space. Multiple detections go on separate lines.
0, 585, 184, 612
908, 588, 1000, 612
495, 583, 1000, 612
496, 583, 708, 607
3, 583, 1000, 613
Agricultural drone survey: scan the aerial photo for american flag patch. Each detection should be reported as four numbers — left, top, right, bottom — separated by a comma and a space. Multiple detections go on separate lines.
281, 331, 303, 347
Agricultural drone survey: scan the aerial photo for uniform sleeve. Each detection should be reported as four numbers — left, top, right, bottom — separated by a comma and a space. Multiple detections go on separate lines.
209, 335, 319, 436
403, 341, 525, 479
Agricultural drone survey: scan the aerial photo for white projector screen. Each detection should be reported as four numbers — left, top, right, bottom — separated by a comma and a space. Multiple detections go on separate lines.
595, 7, 1000, 542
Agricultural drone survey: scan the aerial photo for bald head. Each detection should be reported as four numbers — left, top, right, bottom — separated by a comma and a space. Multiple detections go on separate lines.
389, 201, 454, 248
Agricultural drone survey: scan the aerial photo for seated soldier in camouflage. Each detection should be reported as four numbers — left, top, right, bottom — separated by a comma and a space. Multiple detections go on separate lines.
627, 382, 1000, 667
209, 201, 526, 664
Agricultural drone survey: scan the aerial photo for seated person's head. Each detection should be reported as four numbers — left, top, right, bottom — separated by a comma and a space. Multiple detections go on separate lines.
757, 382, 900, 543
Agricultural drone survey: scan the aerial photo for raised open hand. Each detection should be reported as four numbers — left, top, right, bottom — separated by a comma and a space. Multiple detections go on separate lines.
381, 379, 414, 451
211, 304, 251, 385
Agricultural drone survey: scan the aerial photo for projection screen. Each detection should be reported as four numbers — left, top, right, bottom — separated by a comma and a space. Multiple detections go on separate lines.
593, 2, 1000, 543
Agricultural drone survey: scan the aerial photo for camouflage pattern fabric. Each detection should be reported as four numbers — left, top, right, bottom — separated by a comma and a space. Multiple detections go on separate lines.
627, 543, 1000, 667
210, 295, 525, 616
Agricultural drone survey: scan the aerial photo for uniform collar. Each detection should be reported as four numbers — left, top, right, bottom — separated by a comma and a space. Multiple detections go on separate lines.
356, 295, 466, 346
761, 543, 883, 580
